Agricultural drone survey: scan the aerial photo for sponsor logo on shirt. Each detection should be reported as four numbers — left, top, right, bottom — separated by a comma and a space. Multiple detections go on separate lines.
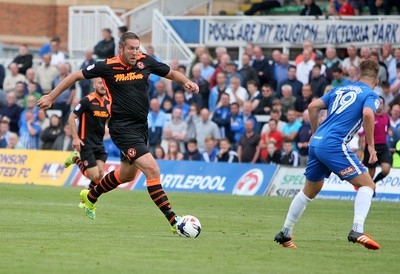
93, 111, 109, 118
87, 64, 95, 71
114, 72, 144, 82
339, 166, 355, 177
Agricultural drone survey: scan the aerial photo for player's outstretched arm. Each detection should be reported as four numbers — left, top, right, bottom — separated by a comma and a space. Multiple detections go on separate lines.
363, 107, 378, 164
307, 98, 326, 134
37, 70, 86, 110
164, 70, 199, 94
68, 112, 84, 151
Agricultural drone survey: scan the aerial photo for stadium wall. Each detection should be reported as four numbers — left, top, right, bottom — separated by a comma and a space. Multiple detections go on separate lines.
1, 149, 399, 202
0, 2, 69, 48
0, 0, 146, 48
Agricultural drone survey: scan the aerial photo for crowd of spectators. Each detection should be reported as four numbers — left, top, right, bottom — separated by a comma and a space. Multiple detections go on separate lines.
144, 40, 400, 167
242, 0, 400, 16
1, 29, 400, 168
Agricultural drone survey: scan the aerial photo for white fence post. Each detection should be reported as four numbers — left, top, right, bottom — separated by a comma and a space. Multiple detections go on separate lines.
68, 6, 123, 57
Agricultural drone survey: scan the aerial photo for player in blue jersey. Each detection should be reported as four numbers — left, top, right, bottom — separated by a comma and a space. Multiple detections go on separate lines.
274, 59, 381, 250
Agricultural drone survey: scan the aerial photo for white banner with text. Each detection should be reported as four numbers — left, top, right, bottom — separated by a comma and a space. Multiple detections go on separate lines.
205, 18, 399, 47
267, 166, 400, 202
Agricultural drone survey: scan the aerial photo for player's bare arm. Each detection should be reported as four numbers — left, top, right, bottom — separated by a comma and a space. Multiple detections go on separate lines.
66, 88, 76, 105
68, 112, 84, 151
37, 70, 86, 110
307, 98, 327, 134
363, 107, 378, 164
164, 70, 199, 94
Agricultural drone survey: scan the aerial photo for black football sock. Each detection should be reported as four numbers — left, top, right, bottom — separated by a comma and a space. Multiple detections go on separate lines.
88, 170, 121, 203
88, 180, 100, 190
147, 178, 177, 226
74, 157, 88, 177
373, 172, 386, 184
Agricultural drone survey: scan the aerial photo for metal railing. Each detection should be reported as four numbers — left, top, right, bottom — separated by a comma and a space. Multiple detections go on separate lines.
68, 1, 212, 57
121, 0, 212, 36
68, 6, 125, 57
120, 0, 162, 36
151, 9, 194, 66
162, 0, 212, 16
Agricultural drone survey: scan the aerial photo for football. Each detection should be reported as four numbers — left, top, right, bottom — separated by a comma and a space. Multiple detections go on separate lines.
176, 215, 202, 238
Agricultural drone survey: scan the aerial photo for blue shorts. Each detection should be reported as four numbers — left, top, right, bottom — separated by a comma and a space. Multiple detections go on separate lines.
304, 145, 367, 182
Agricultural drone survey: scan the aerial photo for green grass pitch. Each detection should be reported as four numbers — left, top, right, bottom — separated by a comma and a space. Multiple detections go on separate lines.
0, 183, 399, 274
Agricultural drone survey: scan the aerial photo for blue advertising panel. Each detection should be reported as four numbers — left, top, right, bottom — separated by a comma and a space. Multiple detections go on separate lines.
132, 160, 278, 196
167, 19, 200, 44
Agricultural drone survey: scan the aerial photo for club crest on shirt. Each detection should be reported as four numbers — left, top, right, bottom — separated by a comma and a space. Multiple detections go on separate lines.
87, 64, 95, 71
137, 62, 145, 69
84, 160, 89, 167
374, 99, 380, 109
127, 148, 137, 159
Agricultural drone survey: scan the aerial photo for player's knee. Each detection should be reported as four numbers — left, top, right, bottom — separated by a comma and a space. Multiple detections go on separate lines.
96, 172, 104, 181
361, 180, 375, 190
118, 168, 135, 182
145, 164, 160, 179
96, 170, 104, 181
119, 173, 134, 182
87, 169, 100, 182
382, 167, 391, 175
88, 175, 98, 182
368, 183, 376, 191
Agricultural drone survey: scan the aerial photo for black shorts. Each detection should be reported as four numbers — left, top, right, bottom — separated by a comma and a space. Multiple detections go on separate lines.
109, 125, 149, 164
80, 145, 108, 168
363, 144, 392, 168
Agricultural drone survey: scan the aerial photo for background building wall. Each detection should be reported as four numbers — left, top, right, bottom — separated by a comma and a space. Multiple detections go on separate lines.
0, 0, 148, 50
0, 0, 237, 51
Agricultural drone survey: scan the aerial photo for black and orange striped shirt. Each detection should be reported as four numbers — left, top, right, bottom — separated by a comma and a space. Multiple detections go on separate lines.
73, 92, 110, 147
81, 54, 170, 128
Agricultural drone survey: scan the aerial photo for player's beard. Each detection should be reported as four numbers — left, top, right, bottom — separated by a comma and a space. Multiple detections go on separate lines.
127, 54, 137, 66
120, 53, 136, 66
96, 89, 106, 97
